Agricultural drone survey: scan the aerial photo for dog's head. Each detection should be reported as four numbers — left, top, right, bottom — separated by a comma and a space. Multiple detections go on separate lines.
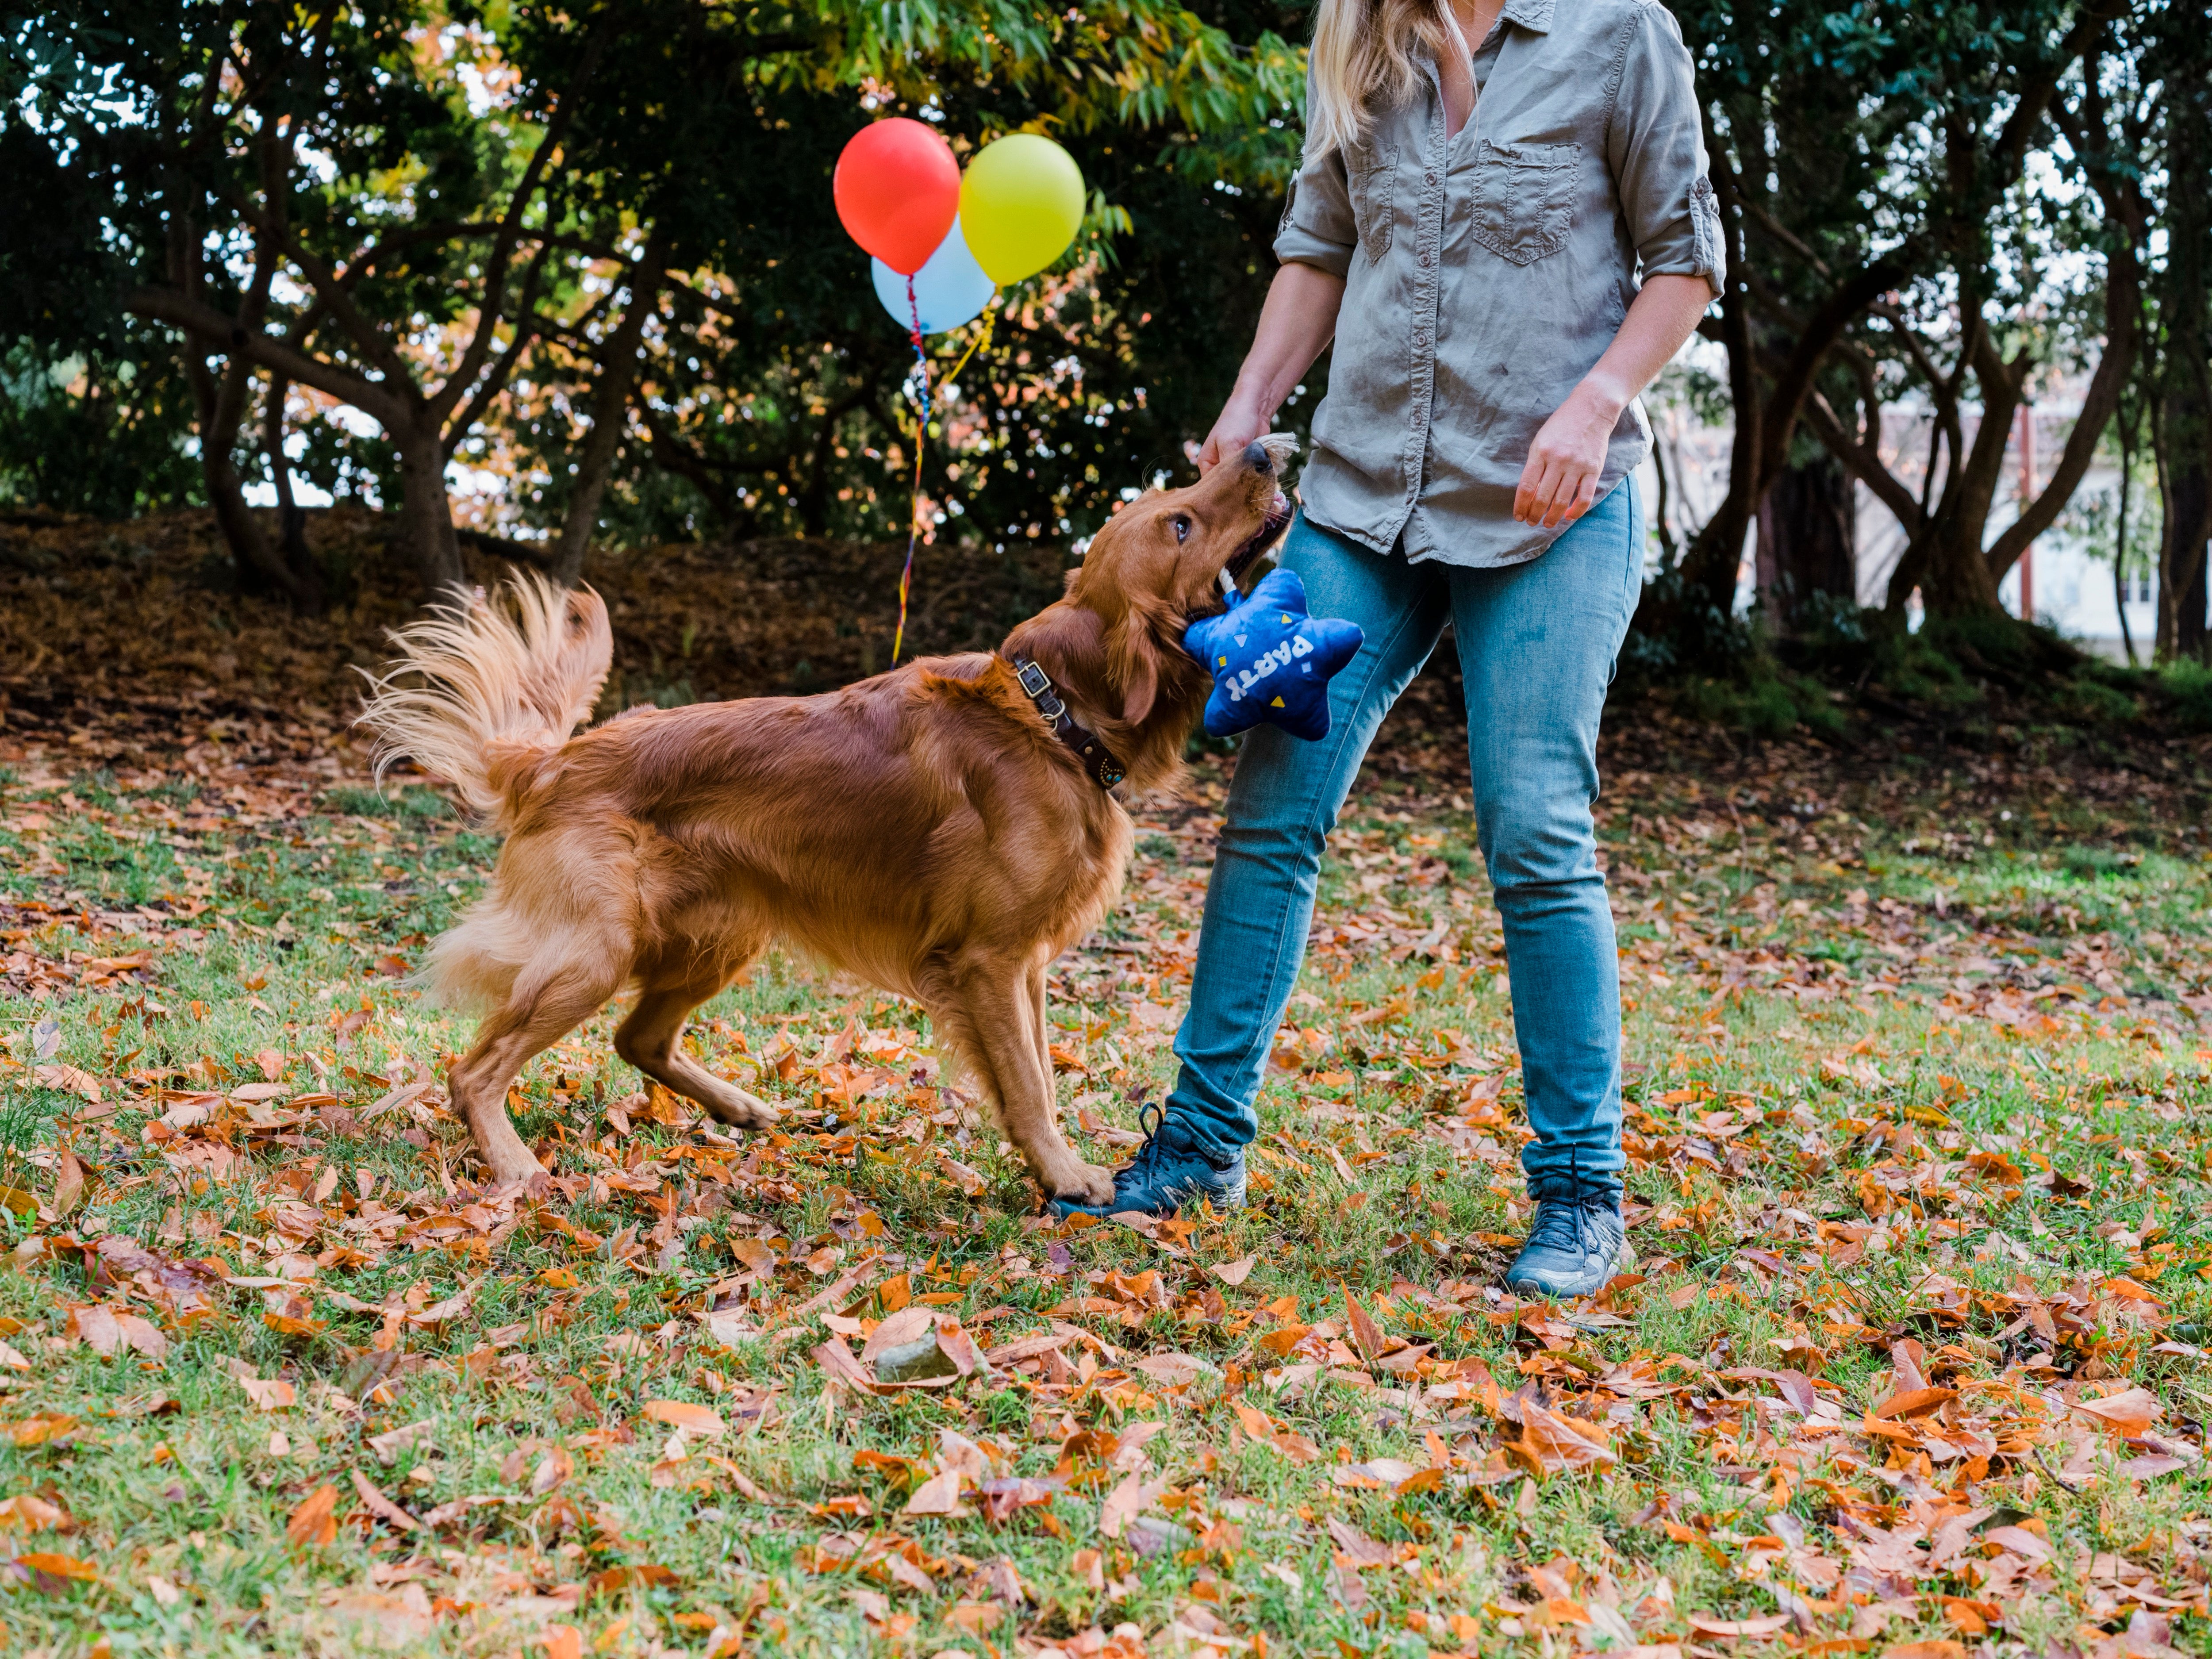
1059, 436, 1295, 727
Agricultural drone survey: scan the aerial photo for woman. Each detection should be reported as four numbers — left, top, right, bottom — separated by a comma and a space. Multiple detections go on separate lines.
1062, 0, 1721, 1297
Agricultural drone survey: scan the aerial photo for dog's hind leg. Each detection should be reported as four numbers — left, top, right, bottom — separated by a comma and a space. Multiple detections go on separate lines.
450, 959, 626, 1189
614, 943, 780, 1130
950, 956, 1114, 1208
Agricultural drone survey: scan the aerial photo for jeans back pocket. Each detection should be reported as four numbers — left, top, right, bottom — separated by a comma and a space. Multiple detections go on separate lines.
1468, 138, 1579, 266
1349, 141, 1398, 265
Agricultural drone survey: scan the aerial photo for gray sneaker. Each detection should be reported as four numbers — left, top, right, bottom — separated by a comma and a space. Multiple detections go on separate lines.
1503, 1190, 1634, 1298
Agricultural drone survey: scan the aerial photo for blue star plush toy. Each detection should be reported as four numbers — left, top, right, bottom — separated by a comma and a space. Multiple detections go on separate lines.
1183, 567, 1364, 741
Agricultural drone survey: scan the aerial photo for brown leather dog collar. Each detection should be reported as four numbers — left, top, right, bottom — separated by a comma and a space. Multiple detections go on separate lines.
1008, 654, 1127, 790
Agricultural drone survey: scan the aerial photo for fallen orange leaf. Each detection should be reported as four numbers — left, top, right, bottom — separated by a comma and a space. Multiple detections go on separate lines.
237, 1374, 296, 1411
1344, 1288, 1383, 1360
1870, 1386, 1955, 1421
16, 1551, 99, 1582
642, 1399, 726, 1437
286, 1484, 340, 1549
2072, 1387, 2159, 1438
1687, 1614, 1793, 1637
1210, 1255, 1257, 1287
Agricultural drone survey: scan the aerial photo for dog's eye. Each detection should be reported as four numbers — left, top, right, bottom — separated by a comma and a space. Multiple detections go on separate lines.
1173, 515, 1192, 544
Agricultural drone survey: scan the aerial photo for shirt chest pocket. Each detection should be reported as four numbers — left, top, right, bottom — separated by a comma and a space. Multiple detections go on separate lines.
1467, 138, 1580, 266
1348, 141, 1398, 264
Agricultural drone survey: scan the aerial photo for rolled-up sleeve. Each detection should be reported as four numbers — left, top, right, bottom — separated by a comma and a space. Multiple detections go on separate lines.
1272, 96, 1357, 278
1607, 2, 1722, 298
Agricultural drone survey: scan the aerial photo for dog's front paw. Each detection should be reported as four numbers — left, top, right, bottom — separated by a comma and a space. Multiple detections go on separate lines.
484, 1153, 550, 1190
1052, 1162, 1119, 1209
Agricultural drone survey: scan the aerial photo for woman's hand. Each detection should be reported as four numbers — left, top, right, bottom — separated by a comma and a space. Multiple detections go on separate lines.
1517, 273, 1713, 527
1199, 262, 1346, 474
1513, 384, 1621, 527
1198, 390, 1272, 474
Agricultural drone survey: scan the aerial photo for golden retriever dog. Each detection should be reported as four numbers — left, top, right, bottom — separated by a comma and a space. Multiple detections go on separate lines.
358, 437, 1294, 1204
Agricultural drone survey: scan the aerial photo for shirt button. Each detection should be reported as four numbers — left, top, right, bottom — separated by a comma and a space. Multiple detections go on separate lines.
1425, 171, 1438, 185
1418, 252, 1432, 267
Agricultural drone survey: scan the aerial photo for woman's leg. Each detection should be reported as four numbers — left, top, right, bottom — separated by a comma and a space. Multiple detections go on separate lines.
1448, 478, 1644, 1285
1058, 513, 1447, 1214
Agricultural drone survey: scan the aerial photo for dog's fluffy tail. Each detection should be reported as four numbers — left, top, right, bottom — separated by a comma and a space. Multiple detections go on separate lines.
356, 572, 612, 830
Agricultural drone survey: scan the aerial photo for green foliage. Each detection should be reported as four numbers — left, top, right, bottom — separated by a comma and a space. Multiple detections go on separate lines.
0, 340, 202, 516
489, 0, 1313, 547
1, 0, 1313, 559
2163, 656, 2212, 733
1632, 580, 2212, 744
1669, 663, 1847, 741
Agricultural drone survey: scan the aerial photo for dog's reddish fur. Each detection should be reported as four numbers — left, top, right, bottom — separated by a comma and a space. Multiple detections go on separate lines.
358, 442, 1293, 1201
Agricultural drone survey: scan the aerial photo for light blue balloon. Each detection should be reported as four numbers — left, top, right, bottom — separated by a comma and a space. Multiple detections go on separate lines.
872, 215, 995, 335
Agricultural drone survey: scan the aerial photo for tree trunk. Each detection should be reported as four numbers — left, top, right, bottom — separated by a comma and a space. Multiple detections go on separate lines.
2155, 358, 2211, 665
1755, 453, 1857, 626
2116, 419, 2138, 667
263, 374, 325, 614
2177, 533, 2210, 659
2158, 111, 2212, 658
549, 233, 666, 588
1916, 342, 2024, 617
1676, 162, 1759, 614
183, 346, 323, 609
397, 420, 468, 595
2165, 416, 2211, 657
2154, 16, 2211, 659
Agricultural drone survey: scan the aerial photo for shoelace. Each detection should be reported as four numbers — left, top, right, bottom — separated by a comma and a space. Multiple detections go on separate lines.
1118, 1102, 1169, 1186
1044, 1103, 1171, 1214
1525, 1147, 1601, 1258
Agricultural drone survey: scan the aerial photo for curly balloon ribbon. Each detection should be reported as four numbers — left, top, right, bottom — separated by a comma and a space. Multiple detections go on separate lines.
891, 273, 932, 667
888, 285, 997, 668
940, 303, 995, 397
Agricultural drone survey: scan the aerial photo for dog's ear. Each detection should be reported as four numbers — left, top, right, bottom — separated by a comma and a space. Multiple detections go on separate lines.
1111, 603, 1167, 726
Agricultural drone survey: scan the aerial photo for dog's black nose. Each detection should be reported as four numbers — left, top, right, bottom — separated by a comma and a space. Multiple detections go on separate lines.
1243, 440, 1274, 474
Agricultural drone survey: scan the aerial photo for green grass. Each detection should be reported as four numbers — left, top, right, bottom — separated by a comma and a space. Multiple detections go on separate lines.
0, 732, 2209, 1659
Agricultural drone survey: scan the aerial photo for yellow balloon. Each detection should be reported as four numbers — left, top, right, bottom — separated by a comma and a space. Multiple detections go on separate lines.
958, 134, 1086, 285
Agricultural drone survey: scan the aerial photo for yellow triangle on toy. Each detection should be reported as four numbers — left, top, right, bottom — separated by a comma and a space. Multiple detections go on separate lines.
1270, 695, 1285, 707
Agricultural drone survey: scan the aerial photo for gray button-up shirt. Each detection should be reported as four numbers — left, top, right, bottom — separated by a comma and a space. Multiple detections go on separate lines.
1275, 0, 1722, 567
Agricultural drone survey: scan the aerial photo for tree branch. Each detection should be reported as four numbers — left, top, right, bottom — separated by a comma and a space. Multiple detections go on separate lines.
1984, 22, 2145, 583
1802, 389, 1924, 534
253, 218, 420, 392
431, 19, 612, 424
635, 398, 736, 518
1984, 0, 2128, 198
1754, 254, 1909, 490
126, 285, 410, 430
1729, 186, 1833, 281
440, 234, 561, 456
552, 230, 672, 582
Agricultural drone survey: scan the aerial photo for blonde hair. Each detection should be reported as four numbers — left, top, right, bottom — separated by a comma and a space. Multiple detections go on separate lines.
1306, 0, 1454, 159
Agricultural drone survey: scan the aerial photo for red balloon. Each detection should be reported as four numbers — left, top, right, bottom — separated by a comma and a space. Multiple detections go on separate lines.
833, 119, 960, 276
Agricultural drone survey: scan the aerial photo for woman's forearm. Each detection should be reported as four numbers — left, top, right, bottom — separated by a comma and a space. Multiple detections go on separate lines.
1514, 272, 1713, 526
1573, 273, 1713, 423
1200, 261, 1347, 469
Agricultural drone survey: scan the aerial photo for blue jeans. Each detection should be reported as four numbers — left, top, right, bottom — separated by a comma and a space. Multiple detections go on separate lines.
1164, 477, 1643, 1201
